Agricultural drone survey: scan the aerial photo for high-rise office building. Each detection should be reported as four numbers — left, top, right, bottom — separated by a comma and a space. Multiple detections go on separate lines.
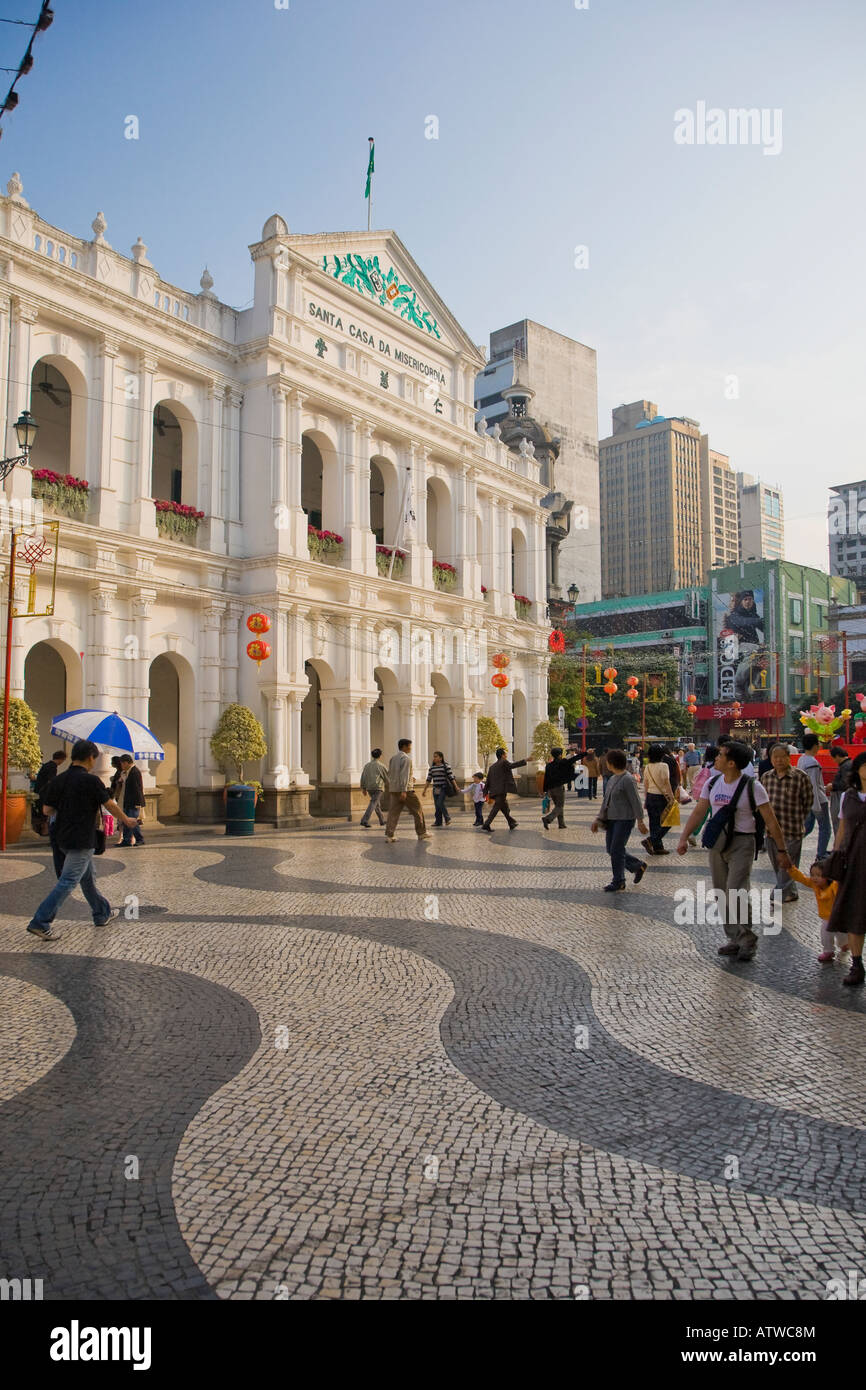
828, 478, 866, 601
737, 473, 784, 561
599, 401, 704, 597
699, 436, 739, 573
474, 319, 600, 600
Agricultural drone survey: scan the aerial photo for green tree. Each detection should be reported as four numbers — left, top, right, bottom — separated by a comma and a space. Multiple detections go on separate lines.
586, 654, 693, 742
210, 703, 268, 784
547, 653, 594, 727
530, 719, 567, 762
6, 698, 42, 781
477, 715, 507, 769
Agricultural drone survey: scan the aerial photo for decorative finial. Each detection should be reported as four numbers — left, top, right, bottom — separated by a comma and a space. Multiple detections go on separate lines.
199, 266, 215, 295
131, 236, 149, 264
475, 416, 488, 436
6, 171, 27, 205
489, 422, 501, 440
91, 210, 108, 243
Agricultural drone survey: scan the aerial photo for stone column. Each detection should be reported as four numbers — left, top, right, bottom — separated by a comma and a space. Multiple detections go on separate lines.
225, 389, 243, 529
408, 442, 432, 589
287, 689, 309, 786
339, 415, 375, 575
199, 603, 225, 784
133, 353, 158, 538
6, 303, 37, 511
130, 590, 156, 790
264, 691, 287, 786
90, 584, 118, 709
282, 388, 308, 556
94, 335, 120, 530
355, 419, 377, 576
130, 590, 155, 728
221, 602, 243, 706
203, 383, 226, 553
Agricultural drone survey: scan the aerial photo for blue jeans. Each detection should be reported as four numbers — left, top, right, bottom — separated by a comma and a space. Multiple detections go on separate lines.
605, 819, 642, 884
28, 848, 111, 930
804, 804, 832, 859
432, 787, 451, 825
121, 806, 144, 846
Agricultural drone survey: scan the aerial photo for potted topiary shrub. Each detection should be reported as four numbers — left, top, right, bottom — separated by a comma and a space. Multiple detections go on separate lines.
4, 698, 42, 843
210, 704, 268, 835
531, 719, 567, 794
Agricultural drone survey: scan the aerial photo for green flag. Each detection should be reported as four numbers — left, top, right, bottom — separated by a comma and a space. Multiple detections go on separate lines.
365, 138, 375, 199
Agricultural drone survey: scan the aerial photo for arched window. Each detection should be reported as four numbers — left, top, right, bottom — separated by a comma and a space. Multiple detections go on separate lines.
29, 358, 87, 482
152, 404, 184, 503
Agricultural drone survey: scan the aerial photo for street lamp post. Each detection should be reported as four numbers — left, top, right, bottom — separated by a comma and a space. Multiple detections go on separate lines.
566, 584, 584, 749
0, 411, 38, 482
1, 410, 40, 852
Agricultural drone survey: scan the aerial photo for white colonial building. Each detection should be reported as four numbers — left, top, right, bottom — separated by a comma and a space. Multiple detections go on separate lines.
0, 173, 550, 822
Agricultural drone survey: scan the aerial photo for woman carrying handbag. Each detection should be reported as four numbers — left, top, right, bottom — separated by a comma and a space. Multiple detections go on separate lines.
824, 751, 866, 987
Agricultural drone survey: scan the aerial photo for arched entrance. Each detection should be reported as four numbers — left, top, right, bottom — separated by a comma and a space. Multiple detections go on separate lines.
512, 687, 528, 760
149, 654, 179, 816
429, 672, 453, 763
301, 661, 321, 791
371, 665, 399, 759
147, 652, 194, 819
24, 640, 81, 755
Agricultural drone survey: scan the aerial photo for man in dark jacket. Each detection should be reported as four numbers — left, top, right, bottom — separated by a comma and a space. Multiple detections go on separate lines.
480, 748, 527, 832
118, 754, 145, 846
33, 750, 65, 813
542, 747, 581, 829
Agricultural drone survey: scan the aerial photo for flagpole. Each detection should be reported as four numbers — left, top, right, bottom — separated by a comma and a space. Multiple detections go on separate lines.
388, 465, 411, 581
366, 135, 374, 231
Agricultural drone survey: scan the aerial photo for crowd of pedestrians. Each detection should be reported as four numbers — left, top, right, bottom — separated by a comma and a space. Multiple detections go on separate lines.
355, 731, 865, 990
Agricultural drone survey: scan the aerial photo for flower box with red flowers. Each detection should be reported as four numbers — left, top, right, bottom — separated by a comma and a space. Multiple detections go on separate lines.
307, 525, 344, 560
432, 559, 457, 591
153, 498, 205, 540
375, 544, 406, 578
513, 593, 532, 619
31, 467, 89, 517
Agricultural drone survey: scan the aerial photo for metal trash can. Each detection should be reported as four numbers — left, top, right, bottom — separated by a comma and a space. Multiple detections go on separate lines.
225, 783, 256, 836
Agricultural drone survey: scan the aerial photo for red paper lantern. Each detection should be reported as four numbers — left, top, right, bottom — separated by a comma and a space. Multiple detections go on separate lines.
603, 681, 617, 697
548, 629, 565, 654
603, 667, 618, 680
246, 639, 271, 667
492, 652, 510, 668
626, 688, 639, 701
731, 700, 742, 716
247, 612, 271, 635
491, 672, 509, 689
626, 675, 639, 688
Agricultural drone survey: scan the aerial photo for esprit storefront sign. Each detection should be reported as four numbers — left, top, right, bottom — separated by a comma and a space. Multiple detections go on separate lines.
308, 300, 448, 389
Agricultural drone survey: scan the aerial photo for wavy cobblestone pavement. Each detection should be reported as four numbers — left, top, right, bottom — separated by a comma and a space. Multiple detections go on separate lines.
1, 802, 864, 1300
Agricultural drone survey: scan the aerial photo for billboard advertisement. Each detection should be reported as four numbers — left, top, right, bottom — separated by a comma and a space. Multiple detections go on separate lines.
713, 587, 768, 701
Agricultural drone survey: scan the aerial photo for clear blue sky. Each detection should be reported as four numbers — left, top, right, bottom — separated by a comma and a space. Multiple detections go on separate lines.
3, 0, 864, 569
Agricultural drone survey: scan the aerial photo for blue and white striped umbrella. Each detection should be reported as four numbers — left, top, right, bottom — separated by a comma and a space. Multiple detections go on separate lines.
50, 709, 165, 761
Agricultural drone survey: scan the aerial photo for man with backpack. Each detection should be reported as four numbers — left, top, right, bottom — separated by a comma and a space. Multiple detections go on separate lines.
676, 741, 790, 961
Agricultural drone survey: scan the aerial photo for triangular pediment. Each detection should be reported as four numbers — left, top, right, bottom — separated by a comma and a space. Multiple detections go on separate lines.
283, 230, 482, 362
